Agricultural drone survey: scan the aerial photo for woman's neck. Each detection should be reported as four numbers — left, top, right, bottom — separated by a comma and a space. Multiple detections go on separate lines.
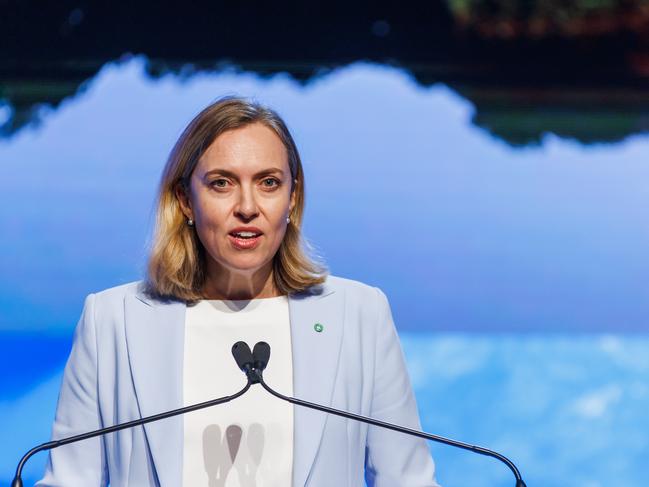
201, 262, 282, 300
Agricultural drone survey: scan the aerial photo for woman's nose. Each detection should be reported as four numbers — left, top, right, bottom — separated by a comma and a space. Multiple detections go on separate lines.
234, 186, 259, 221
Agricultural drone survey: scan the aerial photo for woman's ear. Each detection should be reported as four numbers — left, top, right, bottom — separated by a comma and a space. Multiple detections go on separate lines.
289, 181, 297, 216
174, 182, 194, 221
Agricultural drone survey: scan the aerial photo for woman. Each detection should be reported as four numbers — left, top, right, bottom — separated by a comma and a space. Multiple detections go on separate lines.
37, 97, 440, 486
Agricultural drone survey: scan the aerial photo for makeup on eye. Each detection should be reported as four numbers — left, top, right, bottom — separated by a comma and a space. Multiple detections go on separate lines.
261, 177, 281, 189
209, 178, 230, 188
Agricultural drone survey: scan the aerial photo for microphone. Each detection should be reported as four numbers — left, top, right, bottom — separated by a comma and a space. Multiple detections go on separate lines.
232, 341, 262, 383
252, 341, 270, 372
249, 341, 527, 487
11, 353, 255, 487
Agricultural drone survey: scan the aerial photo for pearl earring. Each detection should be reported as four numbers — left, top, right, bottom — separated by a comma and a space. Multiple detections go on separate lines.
286, 216, 291, 224
187, 218, 194, 226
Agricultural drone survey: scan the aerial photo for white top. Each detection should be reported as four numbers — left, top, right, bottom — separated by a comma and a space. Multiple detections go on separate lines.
182, 296, 294, 487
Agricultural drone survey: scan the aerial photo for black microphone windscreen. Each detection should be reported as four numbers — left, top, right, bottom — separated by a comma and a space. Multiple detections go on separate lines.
253, 341, 271, 371
231, 341, 254, 371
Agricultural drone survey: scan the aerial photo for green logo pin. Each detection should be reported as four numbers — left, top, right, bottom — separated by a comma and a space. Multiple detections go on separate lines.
314, 323, 324, 333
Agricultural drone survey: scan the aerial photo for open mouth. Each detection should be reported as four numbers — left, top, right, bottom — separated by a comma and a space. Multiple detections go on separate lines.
229, 231, 261, 239
228, 230, 263, 250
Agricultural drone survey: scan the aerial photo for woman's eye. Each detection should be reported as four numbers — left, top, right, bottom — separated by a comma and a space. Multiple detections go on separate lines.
210, 179, 229, 188
261, 178, 280, 188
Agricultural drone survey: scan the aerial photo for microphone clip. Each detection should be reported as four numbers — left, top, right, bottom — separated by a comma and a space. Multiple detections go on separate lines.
244, 365, 262, 384
232, 341, 268, 385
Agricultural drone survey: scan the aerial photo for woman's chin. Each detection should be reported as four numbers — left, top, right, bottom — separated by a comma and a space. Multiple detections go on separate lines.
220, 255, 273, 274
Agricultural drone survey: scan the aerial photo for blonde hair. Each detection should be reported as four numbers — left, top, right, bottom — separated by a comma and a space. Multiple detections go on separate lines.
145, 96, 327, 301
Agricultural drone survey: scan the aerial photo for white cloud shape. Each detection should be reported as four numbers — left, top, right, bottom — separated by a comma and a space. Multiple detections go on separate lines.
573, 384, 622, 419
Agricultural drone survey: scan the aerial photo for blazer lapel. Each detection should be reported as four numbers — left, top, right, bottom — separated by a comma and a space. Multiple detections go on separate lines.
289, 284, 344, 486
124, 292, 185, 487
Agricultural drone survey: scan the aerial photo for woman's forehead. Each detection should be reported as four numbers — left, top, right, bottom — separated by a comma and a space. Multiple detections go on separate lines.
196, 123, 289, 174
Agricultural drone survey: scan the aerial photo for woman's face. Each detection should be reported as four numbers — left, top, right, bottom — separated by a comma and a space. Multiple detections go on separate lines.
177, 122, 295, 279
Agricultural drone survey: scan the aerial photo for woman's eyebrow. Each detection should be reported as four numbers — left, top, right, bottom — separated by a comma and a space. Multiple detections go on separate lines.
203, 167, 286, 178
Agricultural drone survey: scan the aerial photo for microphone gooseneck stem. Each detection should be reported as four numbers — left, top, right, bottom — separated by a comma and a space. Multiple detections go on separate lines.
257, 376, 526, 487
11, 380, 252, 487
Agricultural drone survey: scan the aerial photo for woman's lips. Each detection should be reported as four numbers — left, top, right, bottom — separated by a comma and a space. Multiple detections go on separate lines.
228, 234, 262, 250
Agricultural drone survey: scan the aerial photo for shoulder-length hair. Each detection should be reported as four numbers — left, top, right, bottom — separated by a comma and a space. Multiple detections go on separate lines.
145, 96, 327, 301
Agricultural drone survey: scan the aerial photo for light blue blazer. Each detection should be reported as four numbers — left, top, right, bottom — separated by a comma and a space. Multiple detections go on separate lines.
37, 276, 439, 486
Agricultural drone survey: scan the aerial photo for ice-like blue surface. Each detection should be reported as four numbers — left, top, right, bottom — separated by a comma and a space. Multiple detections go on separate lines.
402, 334, 649, 487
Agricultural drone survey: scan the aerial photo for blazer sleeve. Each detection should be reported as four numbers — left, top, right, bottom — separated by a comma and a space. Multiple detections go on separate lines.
36, 293, 109, 487
364, 287, 441, 487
